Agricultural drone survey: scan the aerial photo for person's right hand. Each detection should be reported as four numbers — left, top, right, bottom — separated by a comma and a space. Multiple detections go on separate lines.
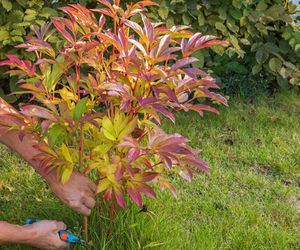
23, 220, 70, 250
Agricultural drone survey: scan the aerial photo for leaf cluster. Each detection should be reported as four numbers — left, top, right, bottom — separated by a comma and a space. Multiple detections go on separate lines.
0, 1, 227, 208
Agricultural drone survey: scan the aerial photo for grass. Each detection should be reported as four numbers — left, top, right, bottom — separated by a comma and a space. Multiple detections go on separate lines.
0, 91, 300, 250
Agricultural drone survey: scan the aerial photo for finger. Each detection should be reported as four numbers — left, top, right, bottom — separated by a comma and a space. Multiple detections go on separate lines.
57, 241, 70, 250
88, 181, 97, 193
77, 205, 91, 216
55, 221, 67, 232
83, 196, 96, 209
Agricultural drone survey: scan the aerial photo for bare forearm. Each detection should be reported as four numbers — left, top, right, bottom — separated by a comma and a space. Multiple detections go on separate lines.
0, 130, 59, 186
0, 98, 55, 181
0, 221, 31, 245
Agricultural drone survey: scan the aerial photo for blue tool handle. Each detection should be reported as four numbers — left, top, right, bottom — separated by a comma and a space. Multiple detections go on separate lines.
25, 218, 83, 244
59, 230, 82, 244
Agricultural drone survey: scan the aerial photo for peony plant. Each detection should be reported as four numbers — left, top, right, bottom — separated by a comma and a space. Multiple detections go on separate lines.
0, 0, 227, 239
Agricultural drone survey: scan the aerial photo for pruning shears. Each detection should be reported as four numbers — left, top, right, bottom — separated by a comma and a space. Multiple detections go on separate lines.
25, 218, 85, 245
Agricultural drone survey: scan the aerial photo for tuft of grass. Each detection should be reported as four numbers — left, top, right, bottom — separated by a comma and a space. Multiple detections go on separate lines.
0, 91, 300, 249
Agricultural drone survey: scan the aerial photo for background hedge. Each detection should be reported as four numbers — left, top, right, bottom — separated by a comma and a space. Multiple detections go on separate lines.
145, 0, 300, 94
0, 0, 299, 102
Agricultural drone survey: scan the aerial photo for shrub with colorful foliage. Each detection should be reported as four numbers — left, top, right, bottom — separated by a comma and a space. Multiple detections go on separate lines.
0, 0, 227, 233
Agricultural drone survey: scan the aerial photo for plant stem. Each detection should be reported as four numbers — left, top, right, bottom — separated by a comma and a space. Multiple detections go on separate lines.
107, 199, 115, 238
79, 125, 88, 242
84, 215, 88, 243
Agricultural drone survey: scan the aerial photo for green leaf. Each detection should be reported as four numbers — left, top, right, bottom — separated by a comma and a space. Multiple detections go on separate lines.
269, 58, 282, 72
197, 11, 205, 26
225, 61, 248, 74
240, 16, 247, 26
229, 35, 240, 50
255, 47, 269, 64
48, 124, 68, 146
11, 36, 24, 42
166, 16, 175, 27
73, 97, 88, 121
192, 50, 204, 68
218, 7, 227, 20
276, 75, 289, 89
256, 2, 268, 11
1, 0, 12, 12
229, 9, 242, 20
16, 0, 26, 7
0, 30, 9, 41
240, 38, 250, 45
295, 44, 300, 54
215, 22, 227, 34
41, 7, 58, 17
182, 13, 191, 25
226, 18, 239, 33
158, 7, 169, 19
252, 64, 262, 75
255, 23, 268, 35
24, 14, 37, 22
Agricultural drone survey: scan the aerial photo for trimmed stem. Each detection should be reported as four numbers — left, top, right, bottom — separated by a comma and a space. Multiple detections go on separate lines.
107, 199, 115, 238
84, 215, 88, 243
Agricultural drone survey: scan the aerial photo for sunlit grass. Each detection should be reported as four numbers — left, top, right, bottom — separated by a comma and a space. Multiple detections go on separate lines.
1, 91, 300, 249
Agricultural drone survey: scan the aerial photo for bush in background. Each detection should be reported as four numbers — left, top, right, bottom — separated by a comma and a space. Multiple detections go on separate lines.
0, 0, 59, 102
144, 0, 300, 94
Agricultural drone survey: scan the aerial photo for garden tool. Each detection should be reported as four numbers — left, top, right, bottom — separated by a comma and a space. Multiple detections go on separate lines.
25, 218, 85, 245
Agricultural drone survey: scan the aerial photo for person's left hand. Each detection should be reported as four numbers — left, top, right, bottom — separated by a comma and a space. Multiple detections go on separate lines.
46, 171, 97, 216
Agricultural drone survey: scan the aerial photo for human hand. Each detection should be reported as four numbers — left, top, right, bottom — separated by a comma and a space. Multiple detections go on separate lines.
46, 172, 96, 216
22, 220, 69, 250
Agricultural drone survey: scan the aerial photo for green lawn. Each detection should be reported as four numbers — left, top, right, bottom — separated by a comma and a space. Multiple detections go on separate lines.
0, 91, 300, 250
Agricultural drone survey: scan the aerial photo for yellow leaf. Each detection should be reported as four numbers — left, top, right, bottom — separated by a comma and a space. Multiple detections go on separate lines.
113, 111, 124, 135
107, 174, 117, 184
60, 143, 73, 163
118, 116, 138, 140
97, 178, 111, 194
102, 116, 117, 141
61, 164, 73, 183
93, 143, 112, 154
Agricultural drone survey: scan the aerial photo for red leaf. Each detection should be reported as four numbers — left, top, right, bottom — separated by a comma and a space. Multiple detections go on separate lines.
156, 34, 170, 57
171, 57, 198, 71
139, 184, 156, 199
114, 189, 126, 208
140, 172, 158, 182
20, 105, 57, 121
185, 157, 209, 173
182, 68, 209, 79
128, 187, 143, 208
134, 0, 159, 8
52, 19, 74, 44
116, 166, 125, 181
152, 104, 175, 123
189, 104, 219, 115
141, 14, 154, 43
103, 187, 113, 200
